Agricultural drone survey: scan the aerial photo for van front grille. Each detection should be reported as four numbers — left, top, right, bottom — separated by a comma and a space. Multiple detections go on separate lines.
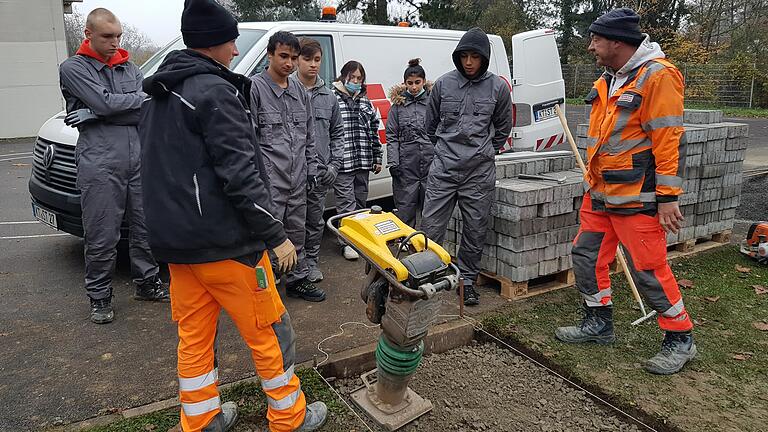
32, 138, 78, 195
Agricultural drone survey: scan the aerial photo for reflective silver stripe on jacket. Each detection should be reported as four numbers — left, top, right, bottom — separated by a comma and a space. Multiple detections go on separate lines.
267, 386, 302, 411
182, 396, 221, 416
179, 368, 218, 392
604, 192, 657, 205
642, 115, 683, 132
656, 174, 683, 188
261, 365, 295, 391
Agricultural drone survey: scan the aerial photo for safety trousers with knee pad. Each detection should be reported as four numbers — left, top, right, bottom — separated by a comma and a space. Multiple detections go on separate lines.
571, 194, 693, 332
169, 254, 306, 432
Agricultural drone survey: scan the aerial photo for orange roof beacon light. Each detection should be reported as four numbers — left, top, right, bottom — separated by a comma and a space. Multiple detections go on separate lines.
321, 6, 337, 22
397, 21, 410, 27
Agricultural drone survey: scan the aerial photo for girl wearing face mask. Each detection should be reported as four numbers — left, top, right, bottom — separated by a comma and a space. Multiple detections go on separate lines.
332, 61, 383, 260
384, 58, 434, 229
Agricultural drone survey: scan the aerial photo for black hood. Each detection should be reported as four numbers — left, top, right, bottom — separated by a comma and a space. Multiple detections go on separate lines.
143, 49, 248, 97
452, 27, 491, 79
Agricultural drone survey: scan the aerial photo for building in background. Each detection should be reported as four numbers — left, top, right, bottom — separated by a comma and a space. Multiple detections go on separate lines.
0, 1, 79, 139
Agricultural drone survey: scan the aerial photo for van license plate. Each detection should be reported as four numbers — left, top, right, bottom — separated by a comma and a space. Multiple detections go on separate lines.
534, 106, 557, 122
32, 204, 58, 230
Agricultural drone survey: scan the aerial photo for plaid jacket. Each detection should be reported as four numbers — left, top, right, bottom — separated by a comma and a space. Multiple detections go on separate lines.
333, 83, 382, 173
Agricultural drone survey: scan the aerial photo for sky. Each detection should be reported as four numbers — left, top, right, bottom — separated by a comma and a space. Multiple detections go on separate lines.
74, 0, 185, 46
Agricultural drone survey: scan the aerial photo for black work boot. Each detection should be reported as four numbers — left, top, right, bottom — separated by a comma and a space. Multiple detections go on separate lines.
202, 401, 238, 432
555, 305, 616, 344
644, 331, 697, 375
134, 277, 170, 302
287, 278, 326, 302
89, 297, 114, 324
463, 285, 480, 306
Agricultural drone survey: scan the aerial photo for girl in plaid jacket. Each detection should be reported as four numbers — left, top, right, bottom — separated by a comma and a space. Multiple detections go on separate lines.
331, 61, 383, 260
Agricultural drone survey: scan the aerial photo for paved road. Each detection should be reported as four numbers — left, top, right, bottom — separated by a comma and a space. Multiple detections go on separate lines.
0, 138, 509, 431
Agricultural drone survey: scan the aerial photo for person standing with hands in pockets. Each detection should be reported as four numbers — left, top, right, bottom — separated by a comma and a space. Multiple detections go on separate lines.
386, 58, 434, 229
332, 61, 383, 260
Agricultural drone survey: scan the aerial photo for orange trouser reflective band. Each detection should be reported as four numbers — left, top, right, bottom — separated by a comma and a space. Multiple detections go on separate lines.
572, 194, 693, 332
169, 253, 307, 432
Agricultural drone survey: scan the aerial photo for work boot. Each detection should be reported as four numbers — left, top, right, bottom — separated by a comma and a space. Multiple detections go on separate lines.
287, 278, 326, 302
554, 305, 616, 344
307, 266, 324, 283
134, 277, 170, 302
342, 245, 359, 260
89, 297, 114, 324
463, 285, 480, 306
644, 331, 697, 375
202, 401, 238, 432
296, 401, 328, 431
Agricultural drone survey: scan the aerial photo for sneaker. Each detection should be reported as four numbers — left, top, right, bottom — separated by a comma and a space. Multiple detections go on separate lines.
342, 246, 359, 260
307, 267, 324, 283
554, 305, 616, 344
89, 297, 114, 324
202, 401, 238, 432
134, 277, 170, 302
644, 331, 697, 375
296, 401, 328, 431
287, 278, 326, 302
463, 285, 480, 306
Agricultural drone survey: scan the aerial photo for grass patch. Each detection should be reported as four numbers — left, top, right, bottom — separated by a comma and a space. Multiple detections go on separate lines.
85, 368, 358, 432
482, 246, 768, 432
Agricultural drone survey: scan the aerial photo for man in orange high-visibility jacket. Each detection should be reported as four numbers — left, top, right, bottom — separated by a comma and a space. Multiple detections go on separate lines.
139, 1, 328, 430
555, 8, 697, 375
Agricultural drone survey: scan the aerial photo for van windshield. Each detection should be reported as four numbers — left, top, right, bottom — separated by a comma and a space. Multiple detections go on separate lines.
140, 29, 267, 77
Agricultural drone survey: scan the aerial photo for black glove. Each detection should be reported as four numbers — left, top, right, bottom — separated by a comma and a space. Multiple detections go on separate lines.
64, 108, 99, 127
307, 174, 318, 192
319, 165, 338, 186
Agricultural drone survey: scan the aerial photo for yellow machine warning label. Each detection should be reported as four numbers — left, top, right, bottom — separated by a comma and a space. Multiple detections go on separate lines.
374, 220, 400, 235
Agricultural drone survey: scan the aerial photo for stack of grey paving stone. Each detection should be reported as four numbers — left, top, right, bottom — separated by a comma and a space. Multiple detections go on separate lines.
444, 154, 584, 282
442, 109, 747, 285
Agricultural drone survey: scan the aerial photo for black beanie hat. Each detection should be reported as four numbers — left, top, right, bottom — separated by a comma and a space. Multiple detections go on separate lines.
181, 0, 239, 48
589, 8, 644, 47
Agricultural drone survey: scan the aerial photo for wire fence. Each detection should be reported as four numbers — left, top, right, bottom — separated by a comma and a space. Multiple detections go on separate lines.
561, 63, 759, 107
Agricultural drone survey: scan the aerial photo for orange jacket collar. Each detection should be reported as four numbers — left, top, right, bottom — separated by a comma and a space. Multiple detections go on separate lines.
76, 40, 130, 67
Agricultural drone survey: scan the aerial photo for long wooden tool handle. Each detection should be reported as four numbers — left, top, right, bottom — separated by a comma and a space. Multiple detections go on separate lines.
554, 104, 648, 313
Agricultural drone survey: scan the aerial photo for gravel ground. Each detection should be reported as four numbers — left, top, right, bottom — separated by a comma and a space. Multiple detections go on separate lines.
737, 174, 768, 222
337, 342, 642, 432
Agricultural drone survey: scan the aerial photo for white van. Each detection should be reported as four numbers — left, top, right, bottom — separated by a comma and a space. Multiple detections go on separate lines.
29, 21, 567, 237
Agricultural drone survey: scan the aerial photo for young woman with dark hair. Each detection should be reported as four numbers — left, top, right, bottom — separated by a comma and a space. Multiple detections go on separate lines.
331, 60, 382, 260
385, 58, 434, 229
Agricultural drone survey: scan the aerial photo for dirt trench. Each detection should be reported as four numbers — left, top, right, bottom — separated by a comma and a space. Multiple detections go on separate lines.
336, 342, 644, 432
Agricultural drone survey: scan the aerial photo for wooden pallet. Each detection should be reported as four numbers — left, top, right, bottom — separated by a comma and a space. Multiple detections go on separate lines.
477, 269, 575, 300
667, 229, 732, 256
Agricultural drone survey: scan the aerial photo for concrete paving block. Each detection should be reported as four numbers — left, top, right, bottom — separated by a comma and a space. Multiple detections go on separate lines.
704, 125, 728, 141
548, 211, 580, 229
481, 254, 497, 274
497, 247, 539, 267
701, 164, 727, 179
558, 255, 573, 271
685, 154, 702, 168
683, 126, 708, 144
665, 231, 678, 245
719, 122, 749, 138
539, 245, 557, 261
538, 199, 574, 217
539, 258, 560, 276
700, 177, 724, 190
694, 224, 709, 238
576, 123, 589, 138
683, 109, 722, 124
497, 232, 548, 252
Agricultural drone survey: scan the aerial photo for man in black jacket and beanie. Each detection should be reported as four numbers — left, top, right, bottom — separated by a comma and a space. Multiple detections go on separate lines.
138, 1, 327, 431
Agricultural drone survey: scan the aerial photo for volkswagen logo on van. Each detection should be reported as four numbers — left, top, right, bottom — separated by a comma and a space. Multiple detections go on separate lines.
42, 144, 56, 169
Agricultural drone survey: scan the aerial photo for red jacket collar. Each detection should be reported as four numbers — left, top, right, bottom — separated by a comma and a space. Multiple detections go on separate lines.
76, 40, 130, 67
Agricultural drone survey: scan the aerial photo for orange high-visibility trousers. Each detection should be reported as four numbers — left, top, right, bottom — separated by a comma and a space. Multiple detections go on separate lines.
572, 194, 693, 332
168, 253, 307, 432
